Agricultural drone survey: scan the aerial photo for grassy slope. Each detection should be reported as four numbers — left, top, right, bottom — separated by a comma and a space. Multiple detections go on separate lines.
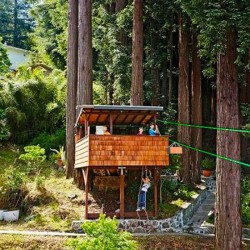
0, 145, 85, 232
0, 234, 250, 250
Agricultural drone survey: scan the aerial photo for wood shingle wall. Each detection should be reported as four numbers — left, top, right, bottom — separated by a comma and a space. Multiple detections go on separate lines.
75, 135, 169, 168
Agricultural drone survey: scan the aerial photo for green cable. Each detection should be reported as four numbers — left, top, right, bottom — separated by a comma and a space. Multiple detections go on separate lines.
157, 119, 250, 134
161, 135, 250, 168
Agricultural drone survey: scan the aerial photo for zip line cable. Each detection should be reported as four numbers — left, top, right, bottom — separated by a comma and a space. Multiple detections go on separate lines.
157, 119, 250, 134
161, 136, 250, 168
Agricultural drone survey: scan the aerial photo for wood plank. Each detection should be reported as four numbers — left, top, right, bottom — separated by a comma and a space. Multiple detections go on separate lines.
75, 162, 88, 168
85, 168, 89, 219
75, 158, 89, 165
87, 211, 154, 219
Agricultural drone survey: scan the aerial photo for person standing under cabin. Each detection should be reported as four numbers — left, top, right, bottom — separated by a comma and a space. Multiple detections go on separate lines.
149, 122, 159, 135
136, 176, 151, 211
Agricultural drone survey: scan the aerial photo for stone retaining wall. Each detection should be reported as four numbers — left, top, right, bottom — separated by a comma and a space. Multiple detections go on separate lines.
72, 189, 209, 234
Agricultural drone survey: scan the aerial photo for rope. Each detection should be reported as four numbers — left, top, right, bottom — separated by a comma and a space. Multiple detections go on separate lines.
136, 166, 144, 220
136, 166, 149, 221
157, 122, 250, 168
164, 136, 250, 168
157, 119, 250, 134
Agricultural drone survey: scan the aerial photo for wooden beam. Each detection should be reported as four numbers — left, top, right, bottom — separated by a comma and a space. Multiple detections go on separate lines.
85, 167, 89, 219
120, 173, 125, 219
87, 211, 154, 219
110, 113, 113, 134
112, 114, 119, 123
138, 111, 151, 124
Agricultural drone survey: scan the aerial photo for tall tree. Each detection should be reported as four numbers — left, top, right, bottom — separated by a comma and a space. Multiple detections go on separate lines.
77, 0, 93, 105
178, 1, 249, 248
190, 33, 202, 184
66, 0, 78, 178
215, 29, 241, 250
177, 15, 191, 184
131, 0, 143, 105
0, 0, 34, 49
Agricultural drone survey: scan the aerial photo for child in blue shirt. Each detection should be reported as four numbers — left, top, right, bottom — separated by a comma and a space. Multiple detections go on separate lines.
149, 123, 159, 136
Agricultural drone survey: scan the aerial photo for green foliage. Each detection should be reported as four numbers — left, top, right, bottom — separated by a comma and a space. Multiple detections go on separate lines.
0, 0, 34, 49
169, 154, 182, 171
30, 0, 68, 69
242, 178, 250, 226
201, 157, 216, 171
19, 145, 46, 173
31, 129, 66, 154
67, 214, 138, 250
92, 3, 133, 104
0, 109, 10, 140
161, 104, 178, 137
158, 202, 180, 219
178, 0, 250, 77
0, 167, 27, 209
160, 178, 196, 203
241, 103, 250, 124
0, 68, 66, 144
0, 38, 11, 74
173, 184, 196, 201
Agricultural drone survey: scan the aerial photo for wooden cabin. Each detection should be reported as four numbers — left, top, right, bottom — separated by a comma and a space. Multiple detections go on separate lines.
74, 105, 169, 219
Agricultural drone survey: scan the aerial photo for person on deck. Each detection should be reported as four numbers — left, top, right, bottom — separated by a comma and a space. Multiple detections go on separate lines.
103, 126, 111, 135
137, 127, 144, 135
149, 122, 159, 136
136, 176, 151, 211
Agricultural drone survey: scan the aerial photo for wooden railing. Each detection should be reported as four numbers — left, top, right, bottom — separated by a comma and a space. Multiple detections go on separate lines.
75, 135, 169, 168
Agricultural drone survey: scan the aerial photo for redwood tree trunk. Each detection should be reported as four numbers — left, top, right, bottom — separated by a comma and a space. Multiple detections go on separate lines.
131, 0, 143, 105
66, 0, 78, 178
13, 0, 18, 46
190, 33, 202, 184
116, 0, 128, 46
215, 29, 242, 250
178, 15, 191, 185
168, 14, 174, 106
78, 0, 93, 105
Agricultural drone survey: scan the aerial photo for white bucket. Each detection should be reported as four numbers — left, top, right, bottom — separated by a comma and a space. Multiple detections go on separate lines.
0, 210, 7, 220
3, 210, 20, 222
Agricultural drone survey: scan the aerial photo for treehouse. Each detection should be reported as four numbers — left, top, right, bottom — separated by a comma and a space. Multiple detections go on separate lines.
74, 105, 170, 219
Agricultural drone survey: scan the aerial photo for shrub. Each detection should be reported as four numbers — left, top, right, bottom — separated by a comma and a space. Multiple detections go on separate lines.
242, 178, 250, 226
31, 129, 66, 155
19, 145, 46, 173
201, 157, 216, 171
0, 168, 27, 209
67, 214, 138, 250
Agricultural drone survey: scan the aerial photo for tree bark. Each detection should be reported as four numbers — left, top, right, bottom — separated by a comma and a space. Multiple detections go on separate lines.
168, 14, 174, 106
13, 0, 18, 46
131, 0, 143, 105
190, 33, 202, 184
116, 0, 128, 46
215, 29, 242, 250
78, 0, 93, 106
66, 0, 78, 178
115, 0, 127, 11
150, 19, 160, 106
177, 15, 191, 185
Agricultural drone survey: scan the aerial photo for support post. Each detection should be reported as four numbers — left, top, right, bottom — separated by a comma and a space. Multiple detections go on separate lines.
154, 168, 159, 218
110, 113, 113, 134
79, 126, 84, 139
84, 167, 89, 219
119, 167, 126, 219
